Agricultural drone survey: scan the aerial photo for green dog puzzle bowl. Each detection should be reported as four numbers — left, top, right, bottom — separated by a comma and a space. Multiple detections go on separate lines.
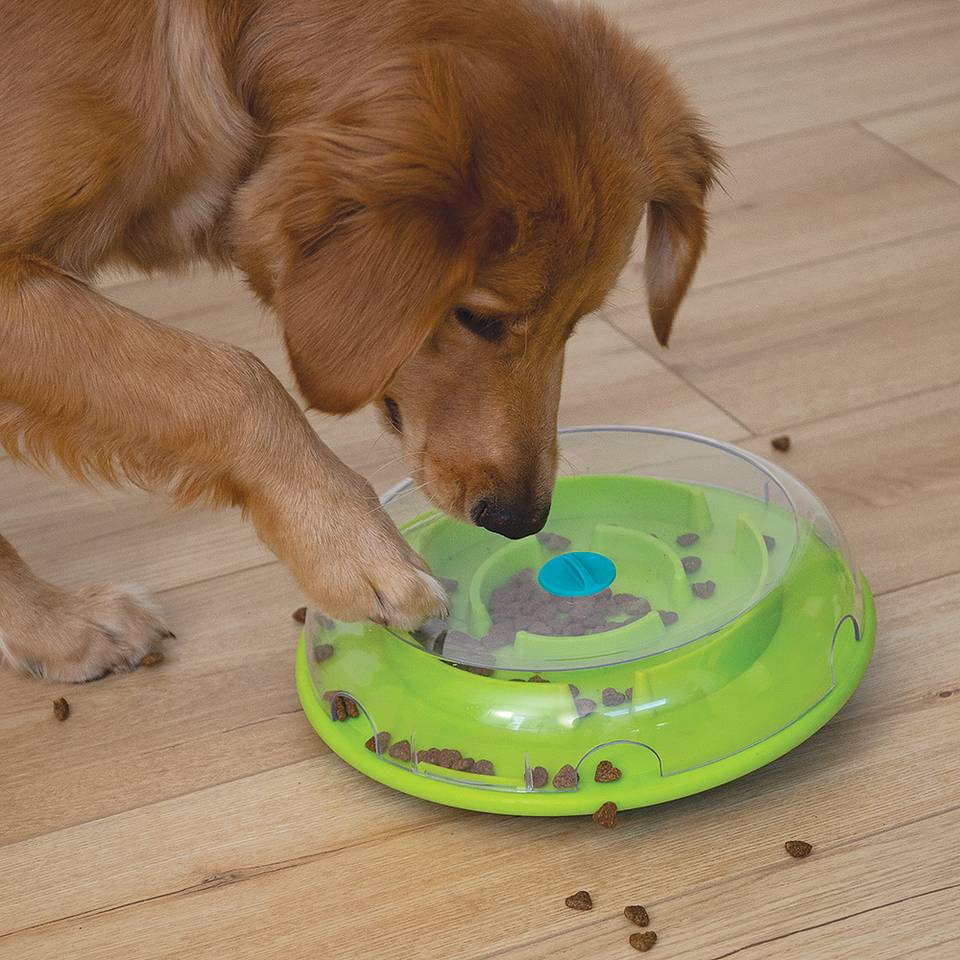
297, 427, 875, 815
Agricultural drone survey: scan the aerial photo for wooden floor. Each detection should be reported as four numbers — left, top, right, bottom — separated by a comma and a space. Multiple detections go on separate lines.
2, 2, 959, 957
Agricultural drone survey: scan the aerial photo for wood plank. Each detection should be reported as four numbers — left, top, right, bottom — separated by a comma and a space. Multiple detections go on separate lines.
2, 569, 956, 952
606, 227, 960, 431
478, 811, 960, 960
861, 98, 960, 186
606, 123, 960, 310
596, 0, 879, 51
665, 0, 960, 147
735, 385, 960, 596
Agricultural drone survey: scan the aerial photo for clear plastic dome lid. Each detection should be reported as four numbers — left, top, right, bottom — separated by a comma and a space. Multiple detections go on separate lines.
299, 428, 872, 812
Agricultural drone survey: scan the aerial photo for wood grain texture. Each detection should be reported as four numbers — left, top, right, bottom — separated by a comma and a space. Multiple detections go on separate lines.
861, 97, 960, 186
2, 2, 959, 959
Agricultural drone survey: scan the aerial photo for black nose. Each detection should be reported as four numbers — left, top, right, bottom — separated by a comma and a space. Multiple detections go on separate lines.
470, 499, 550, 539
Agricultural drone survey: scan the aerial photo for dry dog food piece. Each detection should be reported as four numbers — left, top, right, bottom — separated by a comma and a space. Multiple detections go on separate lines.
537, 532, 572, 552
313, 643, 334, 663
568, 683, 580, 698
691, 580, 716, 599
344, 697, 360, 718
594, 759, 622, 783
784, 839, 813, 859
473, 759, 495, 776
291, 606, 307, 623
659, 610, 679, 626
676, 532, 699, 547
417, 748, 440, 765
531, 765, 549, 788
456, 757, 475, 772
437, 748, 462, 768
625, 687, 633, 700
332, 696, 348, 721
438, 577, 459, 594
629, 931, 658, 952
414, 619, 449, 652
575, 697, 597, 717
771, 434, 791, 452
624, 905, 650, 927
388, 739, 412, 761
763, 534, 776, 553
593, 801, 618, 828
364, 731, 391, 753
553, 764, 579, 789
681, 555, 701, 575
52, 697, 70, 722
602, 687, 626, 707
528, 673, 549, 683
140, 651, 165, 667
564, 890, 593, 911
460, 664, 494, 676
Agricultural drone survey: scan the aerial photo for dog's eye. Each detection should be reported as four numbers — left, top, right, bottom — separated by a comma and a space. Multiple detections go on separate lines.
455, 307, 505, 343
382, 395, 402, 432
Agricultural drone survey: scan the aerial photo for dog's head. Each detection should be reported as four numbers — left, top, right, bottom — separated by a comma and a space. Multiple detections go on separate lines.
237, 4, 720, 538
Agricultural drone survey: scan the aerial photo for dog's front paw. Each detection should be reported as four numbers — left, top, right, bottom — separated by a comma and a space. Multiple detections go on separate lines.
0, 583, 173, 682
254, 475, 447, 630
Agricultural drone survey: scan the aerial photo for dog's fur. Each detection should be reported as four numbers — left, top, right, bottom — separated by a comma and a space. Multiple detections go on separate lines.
0, 0, 719, 681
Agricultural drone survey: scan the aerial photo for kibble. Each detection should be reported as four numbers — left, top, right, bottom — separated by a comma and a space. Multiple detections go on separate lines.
624, 905, 650, 927
531, 765, 549, 788
473, 759, 495, 776
528, 674, 549, 683
575, 697, 597, 717
785, 839, 813, 859
676, 532, 699, 547
568, 684, 580, 698
624, 687, 633, 700
691, 580, 716, 599
313, 643, 334, 662
344, 697, 360, 718
602, 687, 626, 707
763, 534, 776, 553
553, 764, 579, 790
388, 739, 412, 761
417, 748, 439, 765
629, 931, 657, 952
456, 757, 475, 772
333, 695, 348, 721
593, 801, 618, 828
52, 697, 70, 722
291, 606, 307, 623
564, 890, 593, 911
681, 555, 701, 574
364, 731, 391, 753
538, 532, 572, 552
437, 748, 462, 768
771, 434, 791, 452
659, 610, 679, 626
595, 759, 622, 783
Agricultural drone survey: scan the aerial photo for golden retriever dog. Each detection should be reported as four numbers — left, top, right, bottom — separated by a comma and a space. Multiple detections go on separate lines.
0, 0, 719, 681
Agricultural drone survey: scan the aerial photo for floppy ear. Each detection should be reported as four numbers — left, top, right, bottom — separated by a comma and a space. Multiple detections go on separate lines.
644, 119, 722, 346
271, 55, 476, 413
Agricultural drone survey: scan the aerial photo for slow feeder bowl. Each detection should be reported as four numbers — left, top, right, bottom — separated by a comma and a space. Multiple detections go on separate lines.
297, 427, 875, 815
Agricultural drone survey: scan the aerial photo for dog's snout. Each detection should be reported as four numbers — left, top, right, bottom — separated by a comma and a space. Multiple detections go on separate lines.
470, 498, 550, 540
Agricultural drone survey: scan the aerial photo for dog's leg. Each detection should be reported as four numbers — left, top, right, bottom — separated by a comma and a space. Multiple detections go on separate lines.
0, 533, 171, 681
0, 258, 444, 680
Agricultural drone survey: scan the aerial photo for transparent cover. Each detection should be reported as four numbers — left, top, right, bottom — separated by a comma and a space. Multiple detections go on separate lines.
304, 428, 866, 794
